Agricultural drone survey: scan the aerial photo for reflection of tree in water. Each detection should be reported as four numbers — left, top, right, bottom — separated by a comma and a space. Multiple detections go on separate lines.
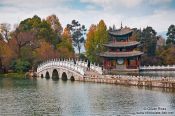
0, 78, 37, 89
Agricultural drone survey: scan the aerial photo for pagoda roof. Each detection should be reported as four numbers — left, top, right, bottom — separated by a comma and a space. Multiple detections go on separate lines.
100, 51, 143, 58
109, 27, 133, 37
103, 41, 140, 48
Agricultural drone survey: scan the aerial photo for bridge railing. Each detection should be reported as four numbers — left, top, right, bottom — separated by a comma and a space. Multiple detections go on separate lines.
140, 65, 175, 70
37, 58, 103, 75
76, 60, 103, 74
37, 59, 85, 75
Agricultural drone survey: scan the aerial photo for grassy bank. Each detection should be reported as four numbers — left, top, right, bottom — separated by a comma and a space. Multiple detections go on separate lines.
0, 73, 25, 78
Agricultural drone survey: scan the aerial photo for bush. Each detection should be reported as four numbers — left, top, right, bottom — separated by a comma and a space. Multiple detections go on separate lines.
10, 59, 31, 73
79, 53, 87, 60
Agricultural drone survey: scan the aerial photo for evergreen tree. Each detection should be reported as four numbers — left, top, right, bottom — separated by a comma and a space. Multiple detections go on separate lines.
166, 24, 175, 45
67, 20, 86, 55
18, 15, 57, 46
46, 14, 63, 44
141, 26, 157, 56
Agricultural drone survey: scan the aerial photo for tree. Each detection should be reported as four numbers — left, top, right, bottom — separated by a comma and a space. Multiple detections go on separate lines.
160, 46, 175, 65
18, 15, 57, 46
19, 15, 41, 31
10, 59, 31, 73
11, 30, 36, 58
85, 24, 97, 62
67, 20, 87, 55
94, 20, 108, 53
35, 40, 58, 62
46, 14, 63, 38
130, 28, 141, 41
0, 33, 3, 40
166, 24, 175, 45
0, 40, 14, 72
57, 27, 74, 58
85, 20, 108, 63
0, 23, 11, 42
61, 27, 74, 52
140, 26, 157, 56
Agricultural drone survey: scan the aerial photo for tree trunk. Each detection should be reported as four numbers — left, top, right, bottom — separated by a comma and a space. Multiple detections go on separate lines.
78, 44, 81, 55
18, 45, 22, 59
78, 48, 80, 55
0, 58, 3, 73
0, 58, 2, 69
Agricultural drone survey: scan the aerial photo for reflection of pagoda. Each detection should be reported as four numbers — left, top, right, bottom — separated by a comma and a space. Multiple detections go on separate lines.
100, 25, 143, 73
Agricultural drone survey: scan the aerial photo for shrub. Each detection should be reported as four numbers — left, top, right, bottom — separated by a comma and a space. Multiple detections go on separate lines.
10, 59, 31, 73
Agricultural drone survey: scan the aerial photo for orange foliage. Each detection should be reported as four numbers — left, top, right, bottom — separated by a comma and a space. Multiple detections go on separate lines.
57, 46, 74, 58
0, 40, 14, 68
9, 31, 36, 58
85, 24, 96, 51
8, 38, 18, 57
56, 27, 74, 58
62, 27, 72, 42
35, 40, 59, 61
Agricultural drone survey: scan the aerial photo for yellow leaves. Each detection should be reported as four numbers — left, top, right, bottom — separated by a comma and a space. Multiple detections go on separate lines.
55, 27, 74, 58
0, 40, 14, 67
85, 20, 108, 63
62, 27, 72, 43
85, 24, 96, 51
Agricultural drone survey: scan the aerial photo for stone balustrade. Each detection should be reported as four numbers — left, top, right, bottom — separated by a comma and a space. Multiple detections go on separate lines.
74, 60, 103, 74
37, 58, 103, 75
140, 65, 175, 70
37, 59, 85, 75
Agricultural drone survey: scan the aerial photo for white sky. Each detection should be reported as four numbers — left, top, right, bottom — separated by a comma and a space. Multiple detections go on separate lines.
0, 0, 175, 36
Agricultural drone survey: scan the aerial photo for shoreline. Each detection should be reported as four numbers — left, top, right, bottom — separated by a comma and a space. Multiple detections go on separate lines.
0, 73, 25, 78
2, 72, 175, 89
76, 75, 175, 89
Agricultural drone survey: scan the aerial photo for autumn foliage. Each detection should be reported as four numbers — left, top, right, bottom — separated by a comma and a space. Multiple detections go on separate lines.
0, 15, 75, 73
85, 20, 108, 63
35, 40, 59, 61
0, 14, 175, 73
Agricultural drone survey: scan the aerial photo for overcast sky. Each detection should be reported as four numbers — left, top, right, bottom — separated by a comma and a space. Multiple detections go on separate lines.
0, 0, 175, 36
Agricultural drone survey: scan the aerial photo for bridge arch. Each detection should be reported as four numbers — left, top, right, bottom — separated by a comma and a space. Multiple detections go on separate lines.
62, 72, 68, 81
52, 69, 59, 80
45, 71, 50, 79
41, 74, 44, 78
70, 76, 75, 81
38, 60, 100, 81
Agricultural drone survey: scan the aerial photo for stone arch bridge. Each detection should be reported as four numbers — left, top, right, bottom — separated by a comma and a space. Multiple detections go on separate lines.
37, 59, 103, 81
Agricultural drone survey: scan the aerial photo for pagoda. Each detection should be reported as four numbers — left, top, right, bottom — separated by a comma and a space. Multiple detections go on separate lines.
100, 25, 143, 73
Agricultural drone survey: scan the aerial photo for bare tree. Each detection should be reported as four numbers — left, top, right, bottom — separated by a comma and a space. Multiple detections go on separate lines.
12, 30, 36, 58
0, 23, 11, 42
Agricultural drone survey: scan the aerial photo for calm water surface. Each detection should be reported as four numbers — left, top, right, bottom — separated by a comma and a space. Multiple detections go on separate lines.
0, 77, 175, 116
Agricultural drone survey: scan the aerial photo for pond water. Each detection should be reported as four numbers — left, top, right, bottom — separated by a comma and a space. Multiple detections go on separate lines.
0, 77, 175, 116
